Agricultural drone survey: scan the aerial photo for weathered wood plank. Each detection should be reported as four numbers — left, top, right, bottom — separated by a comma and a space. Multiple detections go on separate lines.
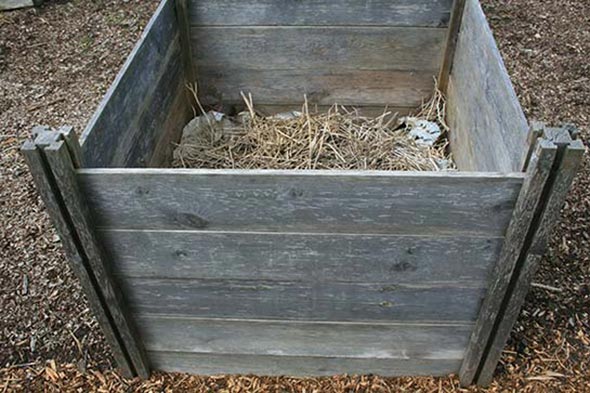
189, 0, 453, 27
174, 0, 196, 85
148, 351, 462, 376
102, 230, 501, 283
446, 0, 529, 172
438, 0, 467, 93
137, 316, 471, 359
147, 82, 193, 168
475, 135, 585, 386
199, 69, 435, 108
79, 169, 524, 236
459, 140, 557, 386
42, 140, 150, 378
114, 58, 185, 167
0, 0, 38, 11
122, 278, 486, 322
191, 27, 446, 72
20, 140, 135, 378
80, 0, 190, 168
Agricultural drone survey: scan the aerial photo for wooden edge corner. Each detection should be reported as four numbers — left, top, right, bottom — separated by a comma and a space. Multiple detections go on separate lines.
460, 130, 584, 387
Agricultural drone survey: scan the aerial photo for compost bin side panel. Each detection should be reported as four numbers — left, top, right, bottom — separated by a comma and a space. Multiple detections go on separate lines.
446, 0, 529, 172
76, 168, 525, 376
188, 0, 452, 113
80, 0, 192, 168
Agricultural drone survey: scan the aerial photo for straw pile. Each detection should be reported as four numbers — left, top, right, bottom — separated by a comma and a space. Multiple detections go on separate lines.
172, 85, 455, 171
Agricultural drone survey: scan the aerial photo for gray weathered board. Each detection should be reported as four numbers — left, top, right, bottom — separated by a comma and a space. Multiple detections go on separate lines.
101, 230, 502, 283
446, 0, 529, 173
0, 0, 40, 11
137, 317, 470, 376
149, 352, 462, 377
188, 0, 451, 111
137, 317, 472, 359
80, 0, 191, 168
79, 169, 524, 236
122, 278, 486, 322
188, 0, 453, 27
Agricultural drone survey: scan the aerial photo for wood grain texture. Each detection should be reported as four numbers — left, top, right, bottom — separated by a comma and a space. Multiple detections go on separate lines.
174, 0, 196, 85
78, 169, 524, 236
191, 27, 446, 72
199, 69, 436, 108
438, 0, 467, 93
476, 136, 585, 386
148, 351, 462, 376
102, 229, 501, 283
0, 0, 37, 11
80, 0, 190, 168
43, 141, 150, 378
459, 140, 557, 386
20, 140, 135, 378
121, 277, 486, 322
188, 0, 453, 27
446, 0, 529, 172
137, 316, 471, 359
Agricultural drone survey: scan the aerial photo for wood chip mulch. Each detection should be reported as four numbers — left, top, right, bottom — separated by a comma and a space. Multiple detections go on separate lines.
0, 0, 588, 391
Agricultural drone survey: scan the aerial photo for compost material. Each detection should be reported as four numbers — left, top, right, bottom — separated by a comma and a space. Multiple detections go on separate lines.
172, 88, 454, 171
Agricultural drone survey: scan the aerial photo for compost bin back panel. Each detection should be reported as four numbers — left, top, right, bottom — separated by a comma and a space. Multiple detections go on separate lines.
80, 0, 192, 168
446, 0, 529, 172
189, 0, 452, 113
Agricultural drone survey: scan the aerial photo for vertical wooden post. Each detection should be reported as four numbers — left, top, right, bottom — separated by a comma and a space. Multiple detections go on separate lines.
475, 129, 584, 386
438, 0, 468, 94
459, 126, 584, 386
21, 128, 150, 378
175, 0, 196, 84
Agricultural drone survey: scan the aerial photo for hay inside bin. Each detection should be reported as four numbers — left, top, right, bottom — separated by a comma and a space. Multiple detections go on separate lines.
172, 86, 455, 172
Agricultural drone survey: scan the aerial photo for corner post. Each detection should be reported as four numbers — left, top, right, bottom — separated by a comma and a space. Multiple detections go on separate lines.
438, 0, 468, 94
21, 127, 150, 378
459, 125, 584, 386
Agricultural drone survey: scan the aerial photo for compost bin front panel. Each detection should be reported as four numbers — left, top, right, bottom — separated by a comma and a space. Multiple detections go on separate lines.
77, 168, 525, 376
189, 0, 453, 114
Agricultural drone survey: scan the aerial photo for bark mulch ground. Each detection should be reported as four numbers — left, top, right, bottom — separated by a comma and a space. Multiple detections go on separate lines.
0, 0, 588, 391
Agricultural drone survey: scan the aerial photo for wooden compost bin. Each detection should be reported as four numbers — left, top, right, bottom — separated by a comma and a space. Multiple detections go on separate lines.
22, 0, 583, 387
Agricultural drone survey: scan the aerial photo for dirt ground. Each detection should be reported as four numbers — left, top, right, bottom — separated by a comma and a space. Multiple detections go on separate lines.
0, 0, 588, 391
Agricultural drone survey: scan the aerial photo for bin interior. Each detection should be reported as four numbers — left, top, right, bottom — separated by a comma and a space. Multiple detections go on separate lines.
79, 0, 529, 174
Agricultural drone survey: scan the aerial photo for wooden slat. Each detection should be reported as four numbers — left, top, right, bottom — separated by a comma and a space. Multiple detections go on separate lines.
189, 0, 453, 27
174, 0, 196, 85
148, 351, 462, 376
79, 169, 524, 236
137, 316, 471, 359
80, 0, 190, 168
191, 27, 446, 72
0, 0, 37, 11
20, 140, 135, 378
199, 69, 435, 108
43, 140, 150, 378
446, 0, 529, 172
475, 135, 584, 386
459, 139, 557, 386
102, 230, 501, 283
438, 0, 467, 93
122, 278, 485, 322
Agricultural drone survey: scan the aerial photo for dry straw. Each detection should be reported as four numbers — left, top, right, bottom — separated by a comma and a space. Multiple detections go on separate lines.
172, 83, 455, 171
